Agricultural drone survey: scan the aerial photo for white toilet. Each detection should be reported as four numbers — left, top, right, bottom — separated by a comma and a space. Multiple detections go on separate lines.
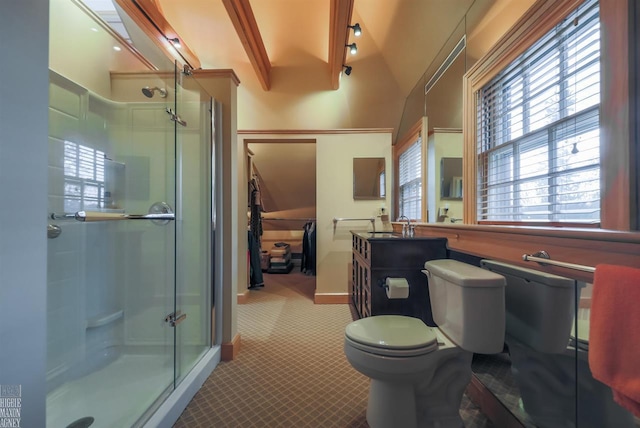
344, 259, 506, 428
480, 260, 636, 428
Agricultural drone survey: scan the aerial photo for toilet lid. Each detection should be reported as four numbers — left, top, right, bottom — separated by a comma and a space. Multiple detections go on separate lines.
345, 315, 437, 350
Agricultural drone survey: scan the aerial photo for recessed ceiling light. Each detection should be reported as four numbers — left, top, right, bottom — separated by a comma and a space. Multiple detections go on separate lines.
91, 27, 98, 32
113, 46, 121, 51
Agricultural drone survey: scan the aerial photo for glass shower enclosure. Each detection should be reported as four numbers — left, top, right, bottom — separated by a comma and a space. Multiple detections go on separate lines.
46, 1, 217, 426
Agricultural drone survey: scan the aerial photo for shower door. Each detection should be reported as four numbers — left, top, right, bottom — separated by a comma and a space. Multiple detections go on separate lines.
173, 67, 214, 386
46, 69, 178, 428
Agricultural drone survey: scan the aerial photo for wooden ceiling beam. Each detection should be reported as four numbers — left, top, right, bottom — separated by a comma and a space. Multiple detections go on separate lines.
328, 0, 354, 90
222, 0, 271, 91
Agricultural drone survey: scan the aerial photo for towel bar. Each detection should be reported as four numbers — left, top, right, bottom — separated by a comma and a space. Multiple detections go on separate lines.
522, 251, 595, 273
333, 217, 376, 233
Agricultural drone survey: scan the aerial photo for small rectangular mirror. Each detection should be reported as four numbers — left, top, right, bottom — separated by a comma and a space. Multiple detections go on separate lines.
441, 157, 462, 200
353, 157, 386, 200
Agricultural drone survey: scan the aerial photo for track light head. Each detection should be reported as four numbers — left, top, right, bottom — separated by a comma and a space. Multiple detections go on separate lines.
167, 37, 181, 48
343, 65, 352, 76
348, 23, 362, 37
345, 43, 357, 55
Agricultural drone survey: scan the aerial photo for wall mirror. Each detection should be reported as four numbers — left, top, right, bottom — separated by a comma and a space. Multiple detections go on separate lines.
440, 157, 462, 200
353, 157, 386, 200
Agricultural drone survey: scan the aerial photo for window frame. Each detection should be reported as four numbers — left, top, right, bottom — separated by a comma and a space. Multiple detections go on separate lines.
463, 0, 638, 230
394, 118, 428, 222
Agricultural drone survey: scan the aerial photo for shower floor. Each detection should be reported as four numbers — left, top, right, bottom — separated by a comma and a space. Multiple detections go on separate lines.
47, 354, 172, 428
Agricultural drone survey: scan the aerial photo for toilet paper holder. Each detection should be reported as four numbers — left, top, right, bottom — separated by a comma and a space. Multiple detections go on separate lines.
379, 277, 411, 299
378, 277, 408, 288
378, 277, 391, 289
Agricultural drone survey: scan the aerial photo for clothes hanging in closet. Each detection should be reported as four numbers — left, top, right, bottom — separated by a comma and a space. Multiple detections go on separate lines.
301, 222, 316, 276
249, 176, 263, 248
248, 230, 264, 288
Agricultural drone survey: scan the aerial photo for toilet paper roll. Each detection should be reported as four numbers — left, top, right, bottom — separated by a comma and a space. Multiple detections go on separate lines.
385, 277, 409, 299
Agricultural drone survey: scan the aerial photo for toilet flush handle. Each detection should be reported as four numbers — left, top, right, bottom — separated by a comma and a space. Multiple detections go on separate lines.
421, 269, 431, 279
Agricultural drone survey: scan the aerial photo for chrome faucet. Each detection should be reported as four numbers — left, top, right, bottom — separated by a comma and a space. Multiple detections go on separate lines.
396, 215, 414, 237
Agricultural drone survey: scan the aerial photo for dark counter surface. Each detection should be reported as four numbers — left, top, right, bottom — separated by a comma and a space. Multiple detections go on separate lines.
351, 231, 447, 241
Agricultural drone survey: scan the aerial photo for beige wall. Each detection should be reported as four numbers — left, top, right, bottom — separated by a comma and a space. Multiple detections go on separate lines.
397, 0, 536, 144
235, 58, 406, 136
240, 131, 392, 298
316, 132, 392, 296
49, 0, 155, 97
466, 0, 537, 64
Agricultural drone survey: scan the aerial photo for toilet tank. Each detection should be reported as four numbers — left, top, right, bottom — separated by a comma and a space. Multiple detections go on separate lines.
423, 259, 506, 354
480, 260, 575, 354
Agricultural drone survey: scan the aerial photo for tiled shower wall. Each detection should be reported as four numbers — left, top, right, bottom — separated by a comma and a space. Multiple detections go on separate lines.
47, 71, 174, 389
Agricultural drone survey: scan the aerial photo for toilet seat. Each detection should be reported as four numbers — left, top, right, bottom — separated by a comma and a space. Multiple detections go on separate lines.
345, 315, 438, 357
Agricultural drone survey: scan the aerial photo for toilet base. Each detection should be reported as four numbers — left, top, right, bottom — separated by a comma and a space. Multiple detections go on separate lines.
362, 348, 472, 428
367, 380, 417, 428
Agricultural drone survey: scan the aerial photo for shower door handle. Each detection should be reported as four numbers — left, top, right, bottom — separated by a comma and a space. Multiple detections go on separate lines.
165, 311, 187, 327
166, 108, 187, 127
73, 211, 175, 222
50, 202, 175, 224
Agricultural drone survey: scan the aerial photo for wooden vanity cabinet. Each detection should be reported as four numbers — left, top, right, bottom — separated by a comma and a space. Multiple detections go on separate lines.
351, 232, 447, 326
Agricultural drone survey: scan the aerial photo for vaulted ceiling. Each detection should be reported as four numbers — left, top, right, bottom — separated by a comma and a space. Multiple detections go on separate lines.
127, 0, 534, 217
151, 0, 531, 132
160, 0, 484, 96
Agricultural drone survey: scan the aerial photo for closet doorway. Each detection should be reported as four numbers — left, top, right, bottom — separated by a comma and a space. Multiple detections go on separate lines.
247, 139, 317, 299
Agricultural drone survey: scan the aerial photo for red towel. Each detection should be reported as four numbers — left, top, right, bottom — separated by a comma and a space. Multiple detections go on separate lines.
589, 264, 640, 417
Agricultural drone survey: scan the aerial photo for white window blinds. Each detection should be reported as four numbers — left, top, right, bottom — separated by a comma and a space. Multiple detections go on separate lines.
398, 137, 422, 220
476, 0, 600, 223
64, 141, 105, 212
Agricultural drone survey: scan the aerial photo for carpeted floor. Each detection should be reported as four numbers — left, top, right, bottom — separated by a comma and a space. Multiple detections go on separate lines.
173, 272, 493, 427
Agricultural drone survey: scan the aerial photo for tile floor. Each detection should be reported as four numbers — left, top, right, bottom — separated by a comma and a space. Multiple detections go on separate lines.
173, 272, 494, 427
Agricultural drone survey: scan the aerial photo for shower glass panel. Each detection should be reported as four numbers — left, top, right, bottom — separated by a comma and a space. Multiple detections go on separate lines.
174, 69, 214, 385
47, 1, 202, 427
46, 66, 177, 427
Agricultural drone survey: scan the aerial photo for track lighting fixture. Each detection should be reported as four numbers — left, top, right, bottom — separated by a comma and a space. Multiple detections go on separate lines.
343, 65, 352, 76
167, 37, 181, 48
348, 23, 362, 37
346, 43, 357, 55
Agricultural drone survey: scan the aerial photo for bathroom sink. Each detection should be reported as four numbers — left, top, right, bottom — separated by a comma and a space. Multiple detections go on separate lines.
365, 232, 402, 239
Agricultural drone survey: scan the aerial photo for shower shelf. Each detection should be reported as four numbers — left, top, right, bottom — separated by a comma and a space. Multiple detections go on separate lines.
85, 310, 124, 329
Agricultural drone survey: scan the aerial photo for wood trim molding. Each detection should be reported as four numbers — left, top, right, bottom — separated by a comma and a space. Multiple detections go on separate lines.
110, 71, 174, 79
222, 0, 271, 91
193, 69, 241, 86
114, 0, 201, 70
464, 0, 638, 231
243, 138, 316, 144
237, 289, 249, 304
314, 293, 350, 304
221, 333, 241, 361
465, 0, 585, 91
429, 128, 462, 135
328, 0, 355, 90
238, 128, 394, 135
393, 117, 428, 221
394, 118, 424, 153
411, 223, 640, 283
599, 0, 636, 229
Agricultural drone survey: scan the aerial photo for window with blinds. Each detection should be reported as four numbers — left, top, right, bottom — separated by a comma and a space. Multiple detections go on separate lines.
476, 0, 600, 224
398, 137, 422, 220
64, 141, 105, 212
